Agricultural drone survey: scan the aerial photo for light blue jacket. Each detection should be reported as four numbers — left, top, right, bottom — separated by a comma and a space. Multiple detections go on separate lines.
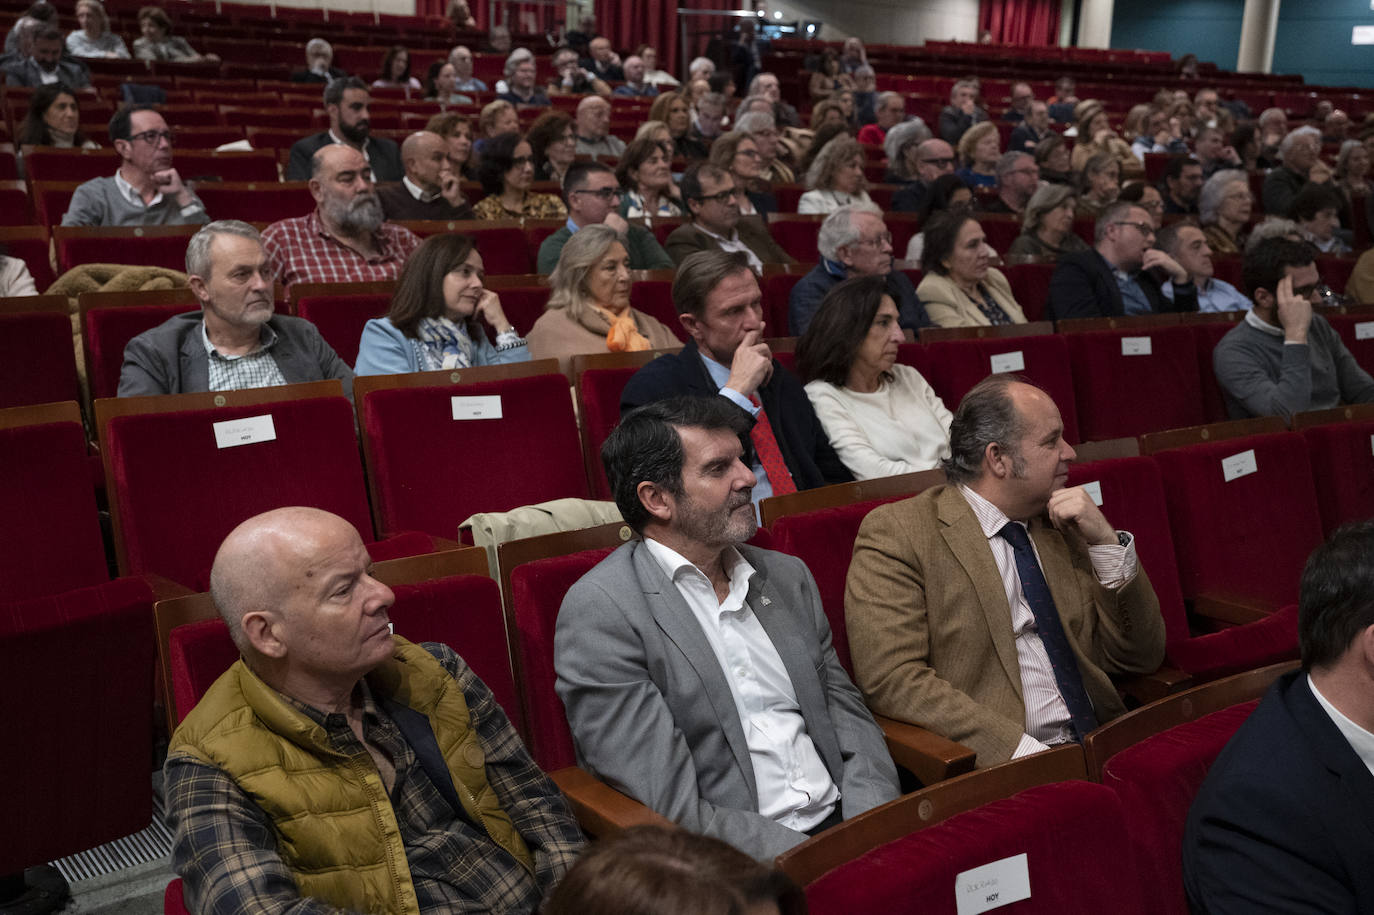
353, 317, 530, 376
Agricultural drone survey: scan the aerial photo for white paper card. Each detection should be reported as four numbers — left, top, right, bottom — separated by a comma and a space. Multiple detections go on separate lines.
1354, 25, 1374, 44
1355, 321, 1374, 340
1121, 336, 1152, 356
1081, 479, 1104, 506
451, 395, 503, 420
955, 853, 1032, 915
213, 414, 276, 449
1221, 448, 1258, 482
989, 350, 1025, 373
1368, 433, 1374, 457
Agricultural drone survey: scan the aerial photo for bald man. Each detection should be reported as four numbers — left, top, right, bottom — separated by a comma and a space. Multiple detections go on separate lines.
377, 131, 476, 221
574, 95, 625, 157
164, 507, 585, 915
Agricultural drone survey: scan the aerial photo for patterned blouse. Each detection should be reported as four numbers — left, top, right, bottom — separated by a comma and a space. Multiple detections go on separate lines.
471, 193, 567, 220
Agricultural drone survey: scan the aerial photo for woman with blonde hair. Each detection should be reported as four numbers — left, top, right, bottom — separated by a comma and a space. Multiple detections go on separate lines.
1070, 101, 1142, 179
477, 99, 519, 141
1076, 152, 1120, 218
527, 224, 679, 375
67, 0, 129, 58
426, 111, 475, 178
955, 121, 1000, 188
799, 135, 872, 213
709, 130, 776, 215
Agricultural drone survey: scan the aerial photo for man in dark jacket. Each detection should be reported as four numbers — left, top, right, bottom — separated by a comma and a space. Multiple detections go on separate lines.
620, 249, 852, 502
286, 77, 403, 183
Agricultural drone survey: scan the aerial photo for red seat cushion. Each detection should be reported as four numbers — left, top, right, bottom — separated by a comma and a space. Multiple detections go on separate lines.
1066, 325, 1205, 440
0, 311, 80, 409
84, 303, 200, 400
1301, 419, 1374, 534
294, 293, 390, 368
630, 279, 688, 341
578, 366, 638, 500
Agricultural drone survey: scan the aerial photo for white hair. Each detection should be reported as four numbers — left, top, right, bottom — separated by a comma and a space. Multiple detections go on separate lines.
504, 47, 533, 77
817, 202, 883, 261
1278, 125, 1320, 162
689, 56, 714, 79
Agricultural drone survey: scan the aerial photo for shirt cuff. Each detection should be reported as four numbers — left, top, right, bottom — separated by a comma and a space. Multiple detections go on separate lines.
718, 387, 758, 416
493, 328, 525, 348
1087, 531, 1138, 589
179, 198, 206, 216
1012, 733, 1051, 758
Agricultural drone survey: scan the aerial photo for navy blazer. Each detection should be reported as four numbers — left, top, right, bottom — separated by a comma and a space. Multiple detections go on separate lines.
285, 132, 404, 182
1045, 248, 1198, 321
1183, 672, 1374, 913
619, 338, 852, 491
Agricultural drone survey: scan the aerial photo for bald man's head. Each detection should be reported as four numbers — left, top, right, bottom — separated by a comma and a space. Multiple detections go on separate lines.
400, 130, 452, 192
576, 95, 610, 140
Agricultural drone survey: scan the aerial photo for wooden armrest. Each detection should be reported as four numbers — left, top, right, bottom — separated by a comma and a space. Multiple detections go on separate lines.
873, 715, 976, 785
143, 573, 196, 601
550, 767, 669, 836
1191, 594, 1273, 626
1114, 666, 1192, 707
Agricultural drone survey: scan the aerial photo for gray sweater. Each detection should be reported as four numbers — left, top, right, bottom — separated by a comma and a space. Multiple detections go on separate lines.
61, 175, 209, 227
1213, 313, 1374, 419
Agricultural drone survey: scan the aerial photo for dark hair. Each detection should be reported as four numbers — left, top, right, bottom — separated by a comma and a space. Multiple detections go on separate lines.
1241, 236, 1317, 298
1299, 521, 1374, 670
34, 23, 60, 42
387, 233, 480, 338
941, 374, 1030, 484
615, 136, 671, 191
526, 109, 573, 174
1116, 180, 1153, 206
1033, 134, 1066, 167
423, 60, 447, 99
108, 103, 159, 144
1288, 181, 1344, 222
19, 84, 89, 147
918, 172, 973, 224
1230, 123, 1258, 157
602, 397, 751, 533
707, 71, 733, 96
24, 1, 56, 21
562, 159, 614, 197
136, 5, 171, 32
378, 45, 411, 83
796, 274, 891, 385
672, 249, 752, 319
323, 75, 368, 108
542, 825, 806, 915
475, 130, 525, 197
919, 209, 977, 276
678, 161, 730, 208
1163, 155, 1201, 183
1153, 219, 1199, 258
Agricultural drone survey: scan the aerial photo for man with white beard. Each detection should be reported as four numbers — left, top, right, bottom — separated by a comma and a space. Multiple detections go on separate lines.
263, 145, 422, 293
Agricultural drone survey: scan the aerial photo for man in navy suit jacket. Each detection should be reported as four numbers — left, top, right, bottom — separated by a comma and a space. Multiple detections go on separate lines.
1183, 521, 1374, 913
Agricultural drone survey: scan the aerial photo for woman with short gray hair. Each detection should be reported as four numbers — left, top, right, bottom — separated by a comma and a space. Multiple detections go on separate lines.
1198, 169, 1252, 255
1007, 184, 1090, 262
882, 120, 933, 184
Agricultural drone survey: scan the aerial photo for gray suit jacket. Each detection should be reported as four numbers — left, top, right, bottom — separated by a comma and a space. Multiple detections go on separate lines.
118, 311, 354, 398
555, 540, 899, 860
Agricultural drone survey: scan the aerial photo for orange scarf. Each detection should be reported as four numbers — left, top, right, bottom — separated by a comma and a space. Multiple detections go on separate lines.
601, 307, 651, 352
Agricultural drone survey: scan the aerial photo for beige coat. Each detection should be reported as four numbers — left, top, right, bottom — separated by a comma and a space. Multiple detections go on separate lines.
526, 304, 680, 378
916, 267, 1027, 328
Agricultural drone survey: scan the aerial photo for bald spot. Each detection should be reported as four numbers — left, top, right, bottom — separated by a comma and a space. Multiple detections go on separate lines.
577, 95, 608, 115
311, 142, 367, 180
401, 130, 446, 166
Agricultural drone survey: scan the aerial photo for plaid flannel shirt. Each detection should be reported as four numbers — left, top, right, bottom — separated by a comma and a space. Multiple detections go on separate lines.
261, 211, 421, 293
164, 643, 584, 914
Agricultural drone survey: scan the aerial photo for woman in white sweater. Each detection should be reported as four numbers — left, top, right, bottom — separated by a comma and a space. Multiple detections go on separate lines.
796, 274, 952, 480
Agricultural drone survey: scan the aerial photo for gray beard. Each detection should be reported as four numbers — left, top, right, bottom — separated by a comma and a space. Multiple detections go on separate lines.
327, 193, 384, 235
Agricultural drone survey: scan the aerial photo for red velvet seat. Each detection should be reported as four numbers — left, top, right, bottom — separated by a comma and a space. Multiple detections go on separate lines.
358, 368, 589, 540
1065, 325, 1205, 440
30, 180, 81, 228
0, 181, 33, 226
483, 283, 550, 336
23, 147, 120, 183
171, 150, 280, 182
804, 781, 1146, 915
104, 395, 386, 589
83, 299, 200, 400
923, 333, 1080, 442
53, 225, 200, 273
193, 182, 314, 223
459, 222, 533, 275
1186, 319, 1241, 423
1300, 417, 1374, 534
760, 268, 809, 335
629, 276, 687, 340
976, 213, 1021, 253
1321, 312, 1374, 377
1151, 432, 1322, 608
574, 362, 644, 500
294, 292, 390, 368
767, 213, 825, 263
164, 879, 190, 915
1098, 701, 1259, 915
1003, 261, 1055, 322
1314, 254, 1355, 296
172, 126, 249, 148
0, 303, 81, 410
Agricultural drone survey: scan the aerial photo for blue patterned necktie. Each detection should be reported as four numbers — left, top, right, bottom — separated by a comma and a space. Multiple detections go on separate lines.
998, 522, 1099, 740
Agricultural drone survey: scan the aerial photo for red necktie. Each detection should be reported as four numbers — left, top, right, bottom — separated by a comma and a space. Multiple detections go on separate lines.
748, 395, 796, 495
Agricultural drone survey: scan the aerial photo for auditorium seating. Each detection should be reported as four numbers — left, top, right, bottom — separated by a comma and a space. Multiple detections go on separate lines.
572, 350, 674, 499
290, 281, 394, 366
1293, 403, 1374, 533
80, 289, 200, 400
54, 225, 201, 274
0, 296, 82, 410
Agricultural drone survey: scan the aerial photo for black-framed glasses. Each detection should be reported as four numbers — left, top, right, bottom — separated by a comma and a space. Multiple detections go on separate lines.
1292, 281, 1329, 299
695, 187, 739, 204
1113, 220, 1155, 236
572, 186, 622, 201
129, 129, 174, 145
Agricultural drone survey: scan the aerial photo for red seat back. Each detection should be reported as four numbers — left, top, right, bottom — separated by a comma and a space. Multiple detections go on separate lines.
1003, 261, 1055, 322
359, 373, 589, 539
1321, 312, 1374, 378
630, 278, 688, 340
294, 293, 390, 368
768, 215, 825, 263
0, 311, 80, 409
578, 366, 639, 499
464, 224, 533, 275
1300, 418, 1374, 534
54, 226, 199, 273
487, 285, 551, 336
0, 181, 34, 225
1066, 325, 1205, 440
194, 182, 315, 223
0, 227, 53, 289
84, 302, 201, 400
761, 270, 806, 335
106, 396, 375, 588
173, 150, 281, 183
23, 148, 121, 183
1188, 321, 1238, 423
924, 334, 1080, 442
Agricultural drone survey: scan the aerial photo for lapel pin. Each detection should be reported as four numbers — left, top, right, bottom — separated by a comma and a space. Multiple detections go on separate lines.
760, 596, 771, 605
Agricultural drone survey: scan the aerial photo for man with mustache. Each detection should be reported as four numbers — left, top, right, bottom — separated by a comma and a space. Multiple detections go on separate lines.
262, 144, 422, 293
555, 396, 899, 861
118, 220, 354, 397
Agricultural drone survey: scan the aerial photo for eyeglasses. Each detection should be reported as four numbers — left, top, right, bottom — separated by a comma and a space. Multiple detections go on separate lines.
572, 186, 622, 201
695, 187, 739, 204
1113, 221, 1155, 236
128, 129, 174, 145
509, 155, 534, 166
1292, 281, 1330, 299
1139, 199, 1165, 212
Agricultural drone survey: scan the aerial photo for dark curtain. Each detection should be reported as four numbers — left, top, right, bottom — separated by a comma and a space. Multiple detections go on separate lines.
979, 0, 1061, 47
599, 0, 724, 82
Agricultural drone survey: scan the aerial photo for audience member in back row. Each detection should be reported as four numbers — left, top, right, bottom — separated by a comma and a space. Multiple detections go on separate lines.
799, 135, 873, 214
355, 233, 529, 375
447, 45, 487, 93
1045, 201, 1197, 320
372, 45, 421, 91
1263, 127, 1323, 219
892, 137, 957, 212
939, 78, 989, 144
902, 173, 973, 263
132, 5, 214, 62
1006, 183, 1090, 263
955, 121, 1002, 189
616, 137, 684, 223
734, 109, 795, 185
262, 145, 422, 291
1009, 100, 1055, 154
978, 151, 1039, 217
1157, 221, 1251, 314
286, 77, 404, 183
164, 507, 584, 915
426, 112, 475, 179
709, 130, 777, 216
471, 132, 567, 220
790, 204, 929, 336
574, 95, 625, 157
289, 38, 348, 84
62, 106, 208, 227
498, 48, 551, 107
526, 109, 577, 185
547, 46, 609, 99
1214, 237, 1374, 420
119, 221, 353, 397
1184, 520, 1374, 914
845, 374, 1166, 767
799, 275, 953, 480
376, 131, 474, 222
4, 23, 90, 88
1290, 182, 1351, 255
66, 0, 129, 59
537, 161, 673, 273
918, 211, 1028, 327
664, 163, 792, 271
1198, 169, 1253, 256
18, 83, 99, 149
527, 224, 679, 376
621, 250, 853, 499
881, 120, 935, 187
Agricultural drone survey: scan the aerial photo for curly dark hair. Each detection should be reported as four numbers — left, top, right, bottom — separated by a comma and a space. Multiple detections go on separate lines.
475, 130, 525, 197
526, 109, 573, 174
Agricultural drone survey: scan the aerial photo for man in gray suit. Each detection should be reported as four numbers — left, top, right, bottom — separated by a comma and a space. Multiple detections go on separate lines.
118, 220, 353, 398
554, 396, 900, 860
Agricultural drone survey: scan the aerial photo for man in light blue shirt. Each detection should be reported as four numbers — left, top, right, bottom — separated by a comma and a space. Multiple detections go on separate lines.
1158, 221, 1252, 313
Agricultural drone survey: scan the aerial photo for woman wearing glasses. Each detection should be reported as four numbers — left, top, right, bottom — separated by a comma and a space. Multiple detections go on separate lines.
1198, 169, 1253, 256
916, 211, 1027, 327
616, 137, 683, 225
527, 224, 679, 376
355, 234, 529, 375
527, 110, 577, 184
1007, 183, 1090, 263
470, 132, 567, 220
709, 130, 776, 216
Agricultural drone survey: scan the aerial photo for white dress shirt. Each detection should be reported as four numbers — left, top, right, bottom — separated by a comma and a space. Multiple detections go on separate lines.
643, 538, 840, 831
958, 485, 1137, 757
1309, 675, 1374, 778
